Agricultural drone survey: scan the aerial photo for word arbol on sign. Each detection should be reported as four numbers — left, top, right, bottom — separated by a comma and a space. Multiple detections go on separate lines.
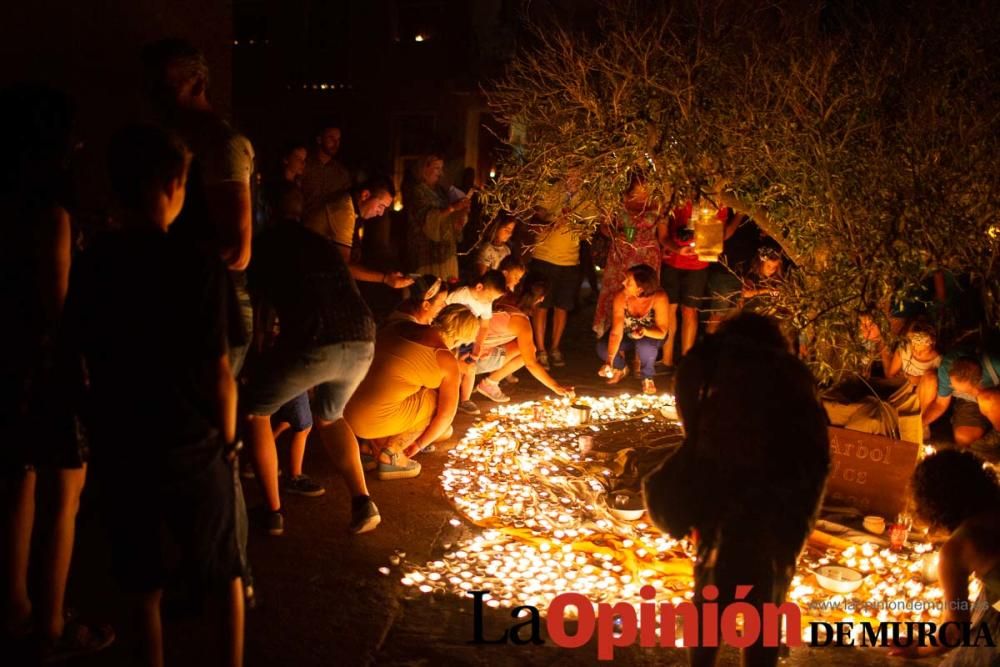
824, 427, 921, 518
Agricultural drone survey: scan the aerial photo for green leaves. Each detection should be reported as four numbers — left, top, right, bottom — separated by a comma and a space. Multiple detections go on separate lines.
483, 1, 999, 383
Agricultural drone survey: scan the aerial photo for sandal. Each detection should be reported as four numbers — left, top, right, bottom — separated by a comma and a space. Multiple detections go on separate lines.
358, 440, 377, 472
41, 619, 115, 663
605, 366, 629, 385
377, 450, 422, 481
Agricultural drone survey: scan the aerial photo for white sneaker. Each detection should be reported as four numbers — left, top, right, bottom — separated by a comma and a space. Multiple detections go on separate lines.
550, 349, 566, 367
476, 379, 510, 403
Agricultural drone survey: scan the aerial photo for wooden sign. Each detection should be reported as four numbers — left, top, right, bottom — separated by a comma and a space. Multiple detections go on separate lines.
824, 427, 921, 519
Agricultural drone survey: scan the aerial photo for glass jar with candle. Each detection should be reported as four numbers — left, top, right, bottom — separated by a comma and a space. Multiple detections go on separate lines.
694, 206, 724, 261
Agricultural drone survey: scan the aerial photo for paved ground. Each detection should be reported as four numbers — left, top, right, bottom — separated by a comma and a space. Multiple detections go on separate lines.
49, 301, 948, 666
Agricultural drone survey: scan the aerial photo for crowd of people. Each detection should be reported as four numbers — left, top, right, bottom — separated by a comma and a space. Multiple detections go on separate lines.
2, 34, 999, 667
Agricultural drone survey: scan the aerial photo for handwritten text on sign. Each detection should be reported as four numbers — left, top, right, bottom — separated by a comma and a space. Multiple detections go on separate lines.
825, 427, 921, 518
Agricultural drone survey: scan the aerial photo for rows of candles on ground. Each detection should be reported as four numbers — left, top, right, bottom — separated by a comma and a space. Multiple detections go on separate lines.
385, 394, 960, 641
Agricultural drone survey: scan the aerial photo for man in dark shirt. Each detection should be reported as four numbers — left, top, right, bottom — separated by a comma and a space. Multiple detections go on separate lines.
301, 123, 352, 214
66, 125, 243, 666
142, 37, 257, 605
644, 313, 829, 667
244, 217, 380, 536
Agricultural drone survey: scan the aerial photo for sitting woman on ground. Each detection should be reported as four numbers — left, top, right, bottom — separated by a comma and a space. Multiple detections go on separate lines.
387, 274, 450, 325
597, 264, 670, 394
344, 304, 479, 480
473, 286, 575, 403
894, 449, 1000, 662
884, 320, 941, 425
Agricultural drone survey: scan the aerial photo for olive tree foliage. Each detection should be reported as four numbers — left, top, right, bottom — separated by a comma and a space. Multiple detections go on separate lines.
483, 0, 1000, 382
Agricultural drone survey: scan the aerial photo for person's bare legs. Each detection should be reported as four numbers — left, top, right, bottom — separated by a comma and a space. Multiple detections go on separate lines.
460, 365, 475, 401
272, 421, 290, 440
680, 305, 700, 357
317, 418, 368, 497
918, 371, 938, 425
662, 304, 679, 367
532, 307, 549, 353
43, 465, 86, 640
138, 589, 164, 667
551, 308, 568, 353
5, 469, 35, 634
225, 577, 244, 667
488, 352, 525, 384
246, 415, 280, 512
287, 427, 312, 478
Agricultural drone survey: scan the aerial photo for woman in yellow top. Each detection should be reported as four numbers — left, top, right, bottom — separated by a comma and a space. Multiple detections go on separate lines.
344, 304, 478, 480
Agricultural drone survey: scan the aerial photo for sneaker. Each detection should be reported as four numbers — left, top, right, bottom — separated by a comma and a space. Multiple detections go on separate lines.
537, 351, 550, 370
254, 508, 285, 536
41, 620, 115, 663
550, 349, 566, 367
350, 498, 381, 534
457, 400, 481, 415
642, 378, 657, 395
476, 379, 510, 403
285, 474, 326, 497
377, 451, 422, 481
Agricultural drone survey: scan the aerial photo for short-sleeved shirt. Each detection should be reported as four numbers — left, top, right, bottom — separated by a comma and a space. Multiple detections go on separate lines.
899, 345, 941, 379
662, 202, 723, 271
65, 229, 228, 467
301, 152, 351, 213
249, 224, 375, 347
476, 243, 511, 270
937, 347, 1000, 400
533, 222, 580, 267
303, 190, 357, 250
170, 111, 254, 252
446, 287, 493, 321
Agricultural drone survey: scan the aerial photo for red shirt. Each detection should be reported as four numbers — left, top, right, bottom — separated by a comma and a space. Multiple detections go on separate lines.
661, 201, 727, 271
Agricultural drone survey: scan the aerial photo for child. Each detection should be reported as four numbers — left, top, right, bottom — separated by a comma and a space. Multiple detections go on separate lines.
498, 255, 526, 295
474, 218, 516, 274
66, 124, 243, 666
445, 270, 507, 414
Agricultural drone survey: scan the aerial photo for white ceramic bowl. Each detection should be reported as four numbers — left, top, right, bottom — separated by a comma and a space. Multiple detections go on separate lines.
814, 566, 864, 593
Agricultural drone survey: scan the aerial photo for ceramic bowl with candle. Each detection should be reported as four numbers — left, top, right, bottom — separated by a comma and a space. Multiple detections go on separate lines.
814, 565, 865, 593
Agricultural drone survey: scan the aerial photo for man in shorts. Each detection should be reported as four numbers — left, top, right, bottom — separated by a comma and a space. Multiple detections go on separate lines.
658, 202, 719, 367
926, 349, 1000, 448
